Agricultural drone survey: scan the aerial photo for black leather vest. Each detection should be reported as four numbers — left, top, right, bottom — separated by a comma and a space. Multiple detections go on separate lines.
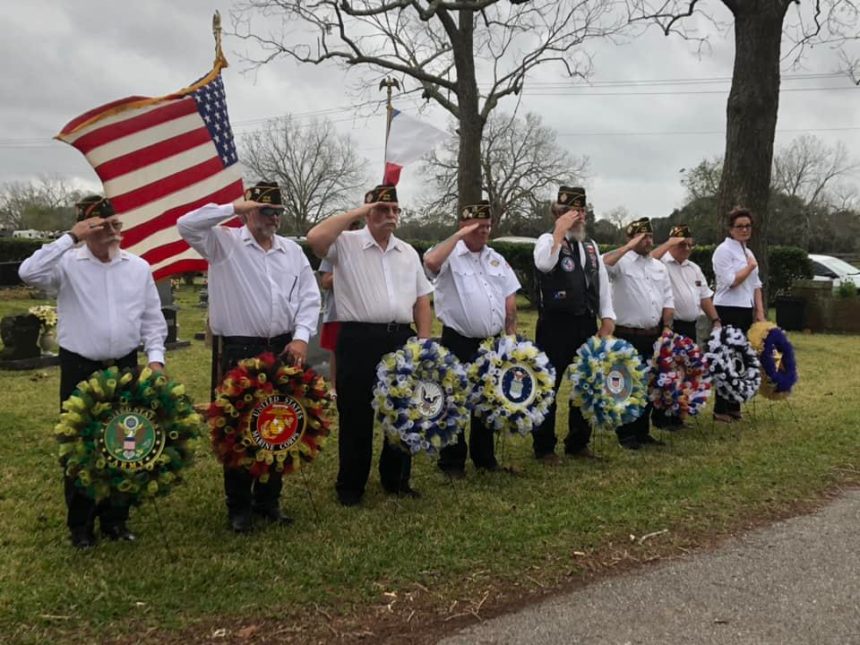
536, 237, 600, 316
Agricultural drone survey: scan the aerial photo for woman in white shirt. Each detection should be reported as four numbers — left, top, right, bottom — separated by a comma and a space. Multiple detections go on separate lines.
711, 207, 766, 423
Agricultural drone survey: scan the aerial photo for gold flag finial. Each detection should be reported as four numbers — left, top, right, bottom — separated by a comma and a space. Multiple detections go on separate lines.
212, 11, 227, 69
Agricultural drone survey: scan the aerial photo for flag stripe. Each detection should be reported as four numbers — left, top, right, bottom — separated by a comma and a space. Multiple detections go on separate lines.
137, 219, 241, 267
103, 141, 217, 197
118, 168, 242, 231
153, 258, 208, 282
150, 248, 207, 277
122, 181, 242, 249
96, 128, 213, 181
72, 99, 197, 153
84, 113, 203, 167
110, 157, 225, 213
58, 96, 151, 139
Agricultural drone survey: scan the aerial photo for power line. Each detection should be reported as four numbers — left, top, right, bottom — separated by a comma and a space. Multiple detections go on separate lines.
556, 126, 860, 137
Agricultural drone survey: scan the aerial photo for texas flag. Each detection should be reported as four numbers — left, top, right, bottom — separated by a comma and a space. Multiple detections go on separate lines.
383, 108, 450, 185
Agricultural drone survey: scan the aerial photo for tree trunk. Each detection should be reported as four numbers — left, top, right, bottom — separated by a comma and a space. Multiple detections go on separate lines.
716, 0, 790, 303
453, 9, 484, 213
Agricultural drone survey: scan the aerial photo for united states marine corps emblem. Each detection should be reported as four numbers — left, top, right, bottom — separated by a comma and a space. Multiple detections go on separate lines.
248, 395, 307, 453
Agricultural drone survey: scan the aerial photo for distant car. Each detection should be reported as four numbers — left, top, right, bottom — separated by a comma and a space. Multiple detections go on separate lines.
808, 254, 860, 290
492, 236, 538, 245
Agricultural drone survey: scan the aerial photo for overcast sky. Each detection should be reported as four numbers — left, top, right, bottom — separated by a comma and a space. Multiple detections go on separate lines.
2, 0, 858, 221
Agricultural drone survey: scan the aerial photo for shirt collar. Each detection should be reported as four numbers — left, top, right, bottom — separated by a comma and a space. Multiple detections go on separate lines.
664, 255, 688, 266
75, 244, 129, 264
455, 239, 488, 257
360, 225, 402, 253
241, 226, 287, 253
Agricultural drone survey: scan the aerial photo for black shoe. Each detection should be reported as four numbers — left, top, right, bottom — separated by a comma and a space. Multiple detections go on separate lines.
439, 468, 466, 480
619, 440, 641, 451
102, 524, 136, 542
385, 485, 421, 499
229, 512, 253, 533
639, 435, 665, 447
565, 446, 601, 460
70, 527, 96, 549
477, 463, 520, 475
253, 507, 294, 525
337, 493, 362, 507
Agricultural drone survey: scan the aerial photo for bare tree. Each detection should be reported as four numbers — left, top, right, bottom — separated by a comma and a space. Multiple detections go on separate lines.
0, 176, 80, 230
628, 0, 860, 293
680, 158, 723, 203
240, 117, 367, 235
232, 0, 622, 211
423, 111, 588, 231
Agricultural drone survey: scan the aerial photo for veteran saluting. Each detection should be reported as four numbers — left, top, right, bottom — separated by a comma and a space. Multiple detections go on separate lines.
307, 185, 433, 506
423, 199, 521, 476
19, 195, 167, 548
532, 187, 615, 463
178, 180, 320, 533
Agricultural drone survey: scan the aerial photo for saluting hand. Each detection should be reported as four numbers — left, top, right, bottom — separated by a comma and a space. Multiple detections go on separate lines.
625, 232, 646, 250
70, 217, 106, 242
458, 222, 482, 237
553, 210, 579, 237
232, 199, 281, 215
282, 339, 308, 367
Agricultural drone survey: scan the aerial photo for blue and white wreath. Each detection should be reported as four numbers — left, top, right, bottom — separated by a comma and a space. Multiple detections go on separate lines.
467, 335, 556, 436
748, 322, 798, 399
704, 325, 761, 404
372, 338, 468, 456
569, 336, 649, 430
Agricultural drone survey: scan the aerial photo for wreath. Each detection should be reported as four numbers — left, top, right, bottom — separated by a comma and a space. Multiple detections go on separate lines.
569, 336, 649, 430
209, 353, 332, 482
468, 334, 556, 436
748, 322, 798, 399
648, 330, 712, 419
56, 365, 201, 505
372, 338, 468, 456
704, 325, 761, 403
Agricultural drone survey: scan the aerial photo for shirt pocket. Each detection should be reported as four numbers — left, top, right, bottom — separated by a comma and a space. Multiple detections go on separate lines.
452, 263, 482, 297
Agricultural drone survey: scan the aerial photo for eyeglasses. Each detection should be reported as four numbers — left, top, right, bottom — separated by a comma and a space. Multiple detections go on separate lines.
733, 224, 752, 230
259, 206, 283, 217
102, 220, 123, 231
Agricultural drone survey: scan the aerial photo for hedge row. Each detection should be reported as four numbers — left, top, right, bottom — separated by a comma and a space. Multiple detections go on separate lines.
3, 235, 810, 305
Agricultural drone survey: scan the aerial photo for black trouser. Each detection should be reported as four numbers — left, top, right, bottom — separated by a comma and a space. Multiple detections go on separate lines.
59, 347, 137, 533
532, 312, 597, 456
674, 319, 698, 342
437, 327, 497, 471
714, 306, 754, 415
335, 322, 414, 502
613, 330, 661, 444
218, 334, 292, 517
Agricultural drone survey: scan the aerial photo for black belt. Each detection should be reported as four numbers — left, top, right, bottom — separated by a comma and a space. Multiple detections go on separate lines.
222, 333, 292, 347
341, 321, 411, 334
615, 324, 661, 336
59, 347, 137, 368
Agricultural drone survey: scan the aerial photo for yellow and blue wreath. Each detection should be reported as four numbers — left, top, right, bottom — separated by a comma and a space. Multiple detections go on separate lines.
704, 325, 761, 403
569, 336, 649, 430
748, 322, 798, 399
648, 330, 712, 419
467, 334, 556, 436
372, 338, 468, 455
56, 366, 201, 505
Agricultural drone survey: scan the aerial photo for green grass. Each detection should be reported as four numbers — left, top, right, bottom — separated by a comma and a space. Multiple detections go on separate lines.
0, 286, 857, 642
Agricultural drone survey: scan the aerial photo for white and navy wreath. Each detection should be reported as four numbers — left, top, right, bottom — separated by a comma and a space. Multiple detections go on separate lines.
468, 334, 556, 436
648, 330, 712, 419
747, 322, 798, 399
569, 336, 649, 430
372, 338, 468, 456
704, 325, 761, 403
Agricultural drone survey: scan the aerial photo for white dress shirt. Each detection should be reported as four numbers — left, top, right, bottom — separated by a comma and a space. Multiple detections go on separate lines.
18, 234, 167, 364
712, 237, 763, 308
427, 240, 520, 338
324, 226, 433, 324
177, 203, 320, 342
604, 250, 674, 328
661, 255, 713, 322
534, 233, 616, 320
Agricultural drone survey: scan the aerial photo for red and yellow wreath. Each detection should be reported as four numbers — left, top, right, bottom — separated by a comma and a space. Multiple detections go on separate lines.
209, 353, 332, 481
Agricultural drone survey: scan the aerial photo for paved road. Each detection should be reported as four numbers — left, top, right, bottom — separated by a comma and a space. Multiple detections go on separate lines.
442, 490, 860, 645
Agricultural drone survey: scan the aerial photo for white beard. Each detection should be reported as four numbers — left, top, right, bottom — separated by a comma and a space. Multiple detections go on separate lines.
566, 227, 586, 243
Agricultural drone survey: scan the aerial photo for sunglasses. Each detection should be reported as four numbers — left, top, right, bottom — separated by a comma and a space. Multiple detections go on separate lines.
259, 206, 283, 217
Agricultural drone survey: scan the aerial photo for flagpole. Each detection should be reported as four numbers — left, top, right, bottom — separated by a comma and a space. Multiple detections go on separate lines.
378, 77, 400, 182
212, 11, 228, 69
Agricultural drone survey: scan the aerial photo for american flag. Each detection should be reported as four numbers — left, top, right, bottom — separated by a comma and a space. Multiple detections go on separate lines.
57, 64, 243, 280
